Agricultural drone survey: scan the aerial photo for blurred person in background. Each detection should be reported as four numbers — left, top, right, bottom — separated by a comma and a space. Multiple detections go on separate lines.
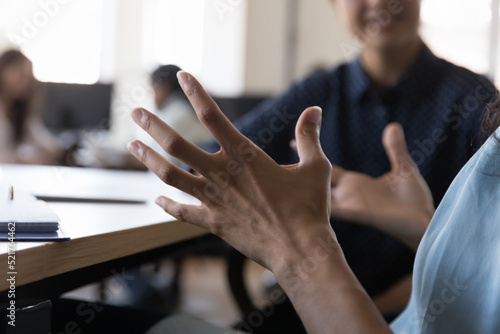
0, 49, 61, 165
139, 64, 211, 166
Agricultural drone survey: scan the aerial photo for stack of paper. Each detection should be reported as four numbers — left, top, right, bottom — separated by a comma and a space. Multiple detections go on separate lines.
0, 200, 60, 233
0, 186, 68, 241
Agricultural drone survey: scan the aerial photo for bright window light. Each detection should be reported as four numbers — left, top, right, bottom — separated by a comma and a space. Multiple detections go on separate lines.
0, 0, 103, 84
421, 0, 492, 27
420, 0, 494, 76
143, 0, 205, 74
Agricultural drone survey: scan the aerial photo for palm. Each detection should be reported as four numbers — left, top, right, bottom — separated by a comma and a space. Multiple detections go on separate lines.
331, 167, 432, 227
329, 124, 435, 249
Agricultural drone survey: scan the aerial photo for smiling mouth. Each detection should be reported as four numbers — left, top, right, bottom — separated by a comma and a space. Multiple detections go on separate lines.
364, 10, 404, 25
363, 16, 401, 33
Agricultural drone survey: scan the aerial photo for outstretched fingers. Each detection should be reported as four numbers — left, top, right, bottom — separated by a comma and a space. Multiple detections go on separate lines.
177, 71, 247, 151
131, 108, 217, 175
155, 196, 210, 230
128, 140, 207, 199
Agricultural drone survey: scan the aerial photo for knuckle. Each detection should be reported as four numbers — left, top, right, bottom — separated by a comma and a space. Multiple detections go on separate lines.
198, 107, 218, 126
209, 221, 224, 236
142, 113, 153, 133
323, 158, 333, 173
168, 204, 187, 222
322, 156, 332, 168
312, 155, 331, 172
174, 206, 186, 222
162, 135, 184, 156
160, 166, 176, 185
139, 146, 149, 161
184, 85, 197, 98
323, 162, 332, 175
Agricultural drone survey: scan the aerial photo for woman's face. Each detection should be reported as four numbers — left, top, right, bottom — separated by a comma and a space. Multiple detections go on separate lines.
1, 59, 36, 100
333, 0, 421, 50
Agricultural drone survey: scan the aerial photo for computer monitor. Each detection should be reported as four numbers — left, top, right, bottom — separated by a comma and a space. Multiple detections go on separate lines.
41, 82, 113, 134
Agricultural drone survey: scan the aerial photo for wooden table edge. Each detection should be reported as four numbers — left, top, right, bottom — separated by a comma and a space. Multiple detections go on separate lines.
0, 221, 207, 291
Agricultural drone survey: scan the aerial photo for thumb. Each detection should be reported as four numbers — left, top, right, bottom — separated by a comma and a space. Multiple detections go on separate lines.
382, 123, 416, 174
295, 106, 325, 164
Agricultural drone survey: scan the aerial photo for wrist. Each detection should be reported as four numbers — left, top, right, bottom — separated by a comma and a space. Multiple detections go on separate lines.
271, 225, 342, 288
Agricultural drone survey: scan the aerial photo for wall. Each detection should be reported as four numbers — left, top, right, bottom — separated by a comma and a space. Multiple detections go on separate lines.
295, 0, 354, 80
199, 0, 248, 97
243, 0, 289, 95
108, 0, 151, 147
241, 0, 353, 95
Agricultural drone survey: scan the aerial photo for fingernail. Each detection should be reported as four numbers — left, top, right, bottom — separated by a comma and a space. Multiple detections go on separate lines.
131, 108, 144, 124
177, 71, 189, 89
127, 141, 142, 156
307, 106, 322, 125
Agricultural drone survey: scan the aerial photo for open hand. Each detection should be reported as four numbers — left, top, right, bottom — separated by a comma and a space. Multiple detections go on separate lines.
128, 71, 334, 272
292, 124, 434, 250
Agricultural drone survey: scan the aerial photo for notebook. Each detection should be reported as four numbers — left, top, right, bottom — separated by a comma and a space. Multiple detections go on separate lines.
0, 188, 69, 241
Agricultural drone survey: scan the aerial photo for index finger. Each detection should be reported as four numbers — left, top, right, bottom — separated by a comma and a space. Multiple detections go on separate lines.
177, 71, 246, 150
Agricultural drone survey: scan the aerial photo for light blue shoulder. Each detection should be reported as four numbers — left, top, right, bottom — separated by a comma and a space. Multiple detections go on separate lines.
473, 127, 500, 177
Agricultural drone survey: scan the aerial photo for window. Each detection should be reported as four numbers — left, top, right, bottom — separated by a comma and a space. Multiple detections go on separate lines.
420, 0, 500, 86
142, 0, 205, 74
0, 0, 104, 84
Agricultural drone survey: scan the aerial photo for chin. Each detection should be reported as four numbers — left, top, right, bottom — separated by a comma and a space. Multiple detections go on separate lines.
368, 33, 416, 51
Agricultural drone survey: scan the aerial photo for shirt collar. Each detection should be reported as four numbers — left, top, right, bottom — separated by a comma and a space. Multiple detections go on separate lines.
345, 43, 440, 103
346, 55, 371, 100
391, 44, 440, 102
